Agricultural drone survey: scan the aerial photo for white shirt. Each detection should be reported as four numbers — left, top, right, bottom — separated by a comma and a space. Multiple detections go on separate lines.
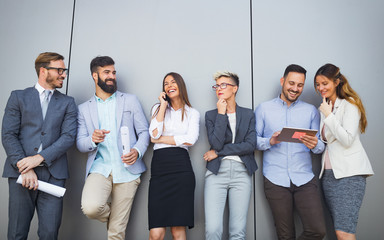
35, 82, 54, 103
222, 112, 242, 163
149, 104, 200, 151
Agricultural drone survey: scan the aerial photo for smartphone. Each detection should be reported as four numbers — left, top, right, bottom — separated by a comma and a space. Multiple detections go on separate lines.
163, 94, 170, 102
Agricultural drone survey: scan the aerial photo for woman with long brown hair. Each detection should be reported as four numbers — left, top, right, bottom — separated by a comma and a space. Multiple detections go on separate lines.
148, 72, 200, 240
314, 63, 374, 240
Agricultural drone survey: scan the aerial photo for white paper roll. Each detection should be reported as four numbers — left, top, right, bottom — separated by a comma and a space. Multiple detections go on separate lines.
16, 175, 66, 198
121, 126, 131, 168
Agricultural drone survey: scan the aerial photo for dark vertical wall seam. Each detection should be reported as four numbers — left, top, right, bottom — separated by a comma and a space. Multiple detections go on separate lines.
66, 0, 77, 95
249, 0, 256, 239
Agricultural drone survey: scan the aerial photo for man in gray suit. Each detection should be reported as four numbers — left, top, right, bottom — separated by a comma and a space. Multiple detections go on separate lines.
2, 52, 78, 240
77, 56, 149, 240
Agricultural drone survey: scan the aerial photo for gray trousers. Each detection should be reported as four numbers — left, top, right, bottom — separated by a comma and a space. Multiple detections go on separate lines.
7, 166, 65, 240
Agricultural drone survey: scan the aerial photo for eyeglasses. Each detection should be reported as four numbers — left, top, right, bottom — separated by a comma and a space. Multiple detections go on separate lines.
212, 82, 236, 91
44, 67, 68, 75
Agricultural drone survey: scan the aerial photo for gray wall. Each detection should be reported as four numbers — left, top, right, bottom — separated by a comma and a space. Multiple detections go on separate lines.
0, 0, 383, 239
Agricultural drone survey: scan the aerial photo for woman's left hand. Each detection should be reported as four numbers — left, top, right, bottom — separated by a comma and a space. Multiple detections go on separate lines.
203, 149, 218, 161
319, 97, 333, 117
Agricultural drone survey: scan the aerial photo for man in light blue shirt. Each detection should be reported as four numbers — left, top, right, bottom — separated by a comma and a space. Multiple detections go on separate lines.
255, 64, 326, 240
76, 56, 149, 240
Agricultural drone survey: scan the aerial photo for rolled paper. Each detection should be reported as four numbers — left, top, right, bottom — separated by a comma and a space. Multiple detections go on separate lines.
121, 126, 131, 168
16, 175, 66, 198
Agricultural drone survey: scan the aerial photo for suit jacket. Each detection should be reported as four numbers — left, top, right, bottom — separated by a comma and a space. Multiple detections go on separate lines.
2, 87, 78, 179
319, 98, 374, 179
205, 105, 257, 175
76, 91, 149, 177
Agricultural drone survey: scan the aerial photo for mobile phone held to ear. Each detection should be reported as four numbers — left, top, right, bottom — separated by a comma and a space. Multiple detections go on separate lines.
163, 94, 170, 102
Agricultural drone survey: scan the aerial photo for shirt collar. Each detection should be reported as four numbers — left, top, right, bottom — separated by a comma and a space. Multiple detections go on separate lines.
94, 92, 116, 103
275, 94, 300, 106
169, 104, 190, 112
35, 82, 55, 95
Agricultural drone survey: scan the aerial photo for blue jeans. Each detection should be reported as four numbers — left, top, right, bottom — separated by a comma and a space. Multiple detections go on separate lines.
204, 160, 252, 240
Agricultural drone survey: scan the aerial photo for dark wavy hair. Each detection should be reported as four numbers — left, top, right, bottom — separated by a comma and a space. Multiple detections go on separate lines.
152, 72, 192, 121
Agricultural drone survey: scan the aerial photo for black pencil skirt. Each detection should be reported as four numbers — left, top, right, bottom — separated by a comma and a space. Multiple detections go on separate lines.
148, 147, 195, 229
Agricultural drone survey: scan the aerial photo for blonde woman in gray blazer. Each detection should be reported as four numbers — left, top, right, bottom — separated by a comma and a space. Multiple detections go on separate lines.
203, 71, 257, 240
314, 63, 373, 240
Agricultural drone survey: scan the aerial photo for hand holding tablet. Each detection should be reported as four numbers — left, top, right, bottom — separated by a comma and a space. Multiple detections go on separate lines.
276, 127, 318, 143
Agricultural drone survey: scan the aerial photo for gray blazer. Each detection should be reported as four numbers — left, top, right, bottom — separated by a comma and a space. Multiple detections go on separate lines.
76, 91, 150, 177
205, 105, 257, 175
2, 87, 78, 179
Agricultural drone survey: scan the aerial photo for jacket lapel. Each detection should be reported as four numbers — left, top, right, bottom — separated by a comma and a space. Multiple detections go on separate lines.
30, 88, 44, 121
322, 98, 342, 143
116, 91, 124, 131
44, 90, 59, 122
234, 105, 242, 143
88, 97, 99, 130
333, 98, 342, 114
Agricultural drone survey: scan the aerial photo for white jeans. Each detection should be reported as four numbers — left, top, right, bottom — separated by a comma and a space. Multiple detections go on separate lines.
204, 160, 252, 240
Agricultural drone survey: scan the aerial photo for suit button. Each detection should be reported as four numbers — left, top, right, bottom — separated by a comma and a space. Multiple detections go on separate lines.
34, 148, 38, 151
41, 132, 45, 136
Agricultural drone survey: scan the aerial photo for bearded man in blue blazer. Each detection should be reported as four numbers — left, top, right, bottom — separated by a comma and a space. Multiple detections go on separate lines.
76, 56, 149, 240
2, 52, 78, 240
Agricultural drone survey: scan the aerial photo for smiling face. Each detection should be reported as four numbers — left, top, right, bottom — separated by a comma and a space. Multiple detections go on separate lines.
163, 75, 180, 99
43, 60, 67, 89
280, 72, 305, 105
315, 75, 339, 102
93, 65, 117, 94
215, 76, 238, 100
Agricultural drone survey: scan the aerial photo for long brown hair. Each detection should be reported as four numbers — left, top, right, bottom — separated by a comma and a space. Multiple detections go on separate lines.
151, 72, 192, 121
314, 63, 367, 133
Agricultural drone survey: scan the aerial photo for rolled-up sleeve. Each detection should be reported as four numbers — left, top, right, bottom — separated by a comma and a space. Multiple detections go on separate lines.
255, 105, 272, 151
310, 107, 325, 154
149, 117, 163, 139
149, 105, 163, 139
174, 109, 200, 147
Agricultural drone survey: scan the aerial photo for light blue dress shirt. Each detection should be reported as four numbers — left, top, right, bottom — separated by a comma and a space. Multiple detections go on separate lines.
255, 97, 324, 187
89, 93, 140, 183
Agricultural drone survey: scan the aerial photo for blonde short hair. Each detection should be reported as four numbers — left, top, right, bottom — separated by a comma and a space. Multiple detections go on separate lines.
213, 71, 239, 87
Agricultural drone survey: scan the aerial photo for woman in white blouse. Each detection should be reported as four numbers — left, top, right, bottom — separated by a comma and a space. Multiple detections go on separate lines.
148, 72, 200, 240
314, 63, 374, 240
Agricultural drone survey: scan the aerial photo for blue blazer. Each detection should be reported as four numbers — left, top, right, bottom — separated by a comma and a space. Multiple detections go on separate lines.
205, 105, 257, 175
2, 87, 78, 179
76, 91, 150, 177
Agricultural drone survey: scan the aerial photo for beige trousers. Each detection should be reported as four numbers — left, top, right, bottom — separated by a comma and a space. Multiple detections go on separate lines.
81, 173, 140, 240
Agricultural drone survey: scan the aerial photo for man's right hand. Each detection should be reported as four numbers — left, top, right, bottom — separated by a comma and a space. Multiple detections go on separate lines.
21, 169, 38, 190
92, 129, 110, 144
270, 131, 282, 146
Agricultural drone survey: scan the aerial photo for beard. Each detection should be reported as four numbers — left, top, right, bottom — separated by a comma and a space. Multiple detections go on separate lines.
282, 89, 300, 103
98, 76, 117, 94
46, 73, 64, 89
